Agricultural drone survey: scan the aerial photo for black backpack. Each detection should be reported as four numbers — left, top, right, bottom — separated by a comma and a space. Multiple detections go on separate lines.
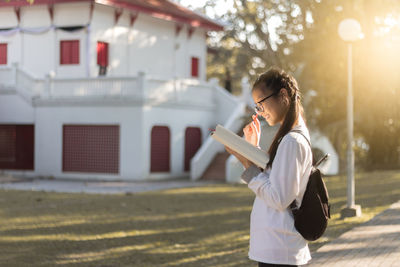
289, 130, 331, 241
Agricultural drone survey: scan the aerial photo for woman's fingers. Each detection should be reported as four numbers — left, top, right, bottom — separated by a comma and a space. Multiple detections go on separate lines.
250, 121, 257, 133
243, 123, 253, 135
252, 115, 260, 134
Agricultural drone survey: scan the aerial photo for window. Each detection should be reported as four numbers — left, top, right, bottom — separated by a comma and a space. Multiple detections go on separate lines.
60, 40, 80, 65
184, 127, 202, 171
191, 57, 199, 77
97, 41, 109, 67
63, 125, 120, 173
151, 126, 170, 172
0, 43, 7, 65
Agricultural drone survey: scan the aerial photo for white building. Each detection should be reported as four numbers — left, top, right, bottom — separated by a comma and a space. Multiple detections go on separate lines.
0, 0, 338, 182
0, 0, 247, 181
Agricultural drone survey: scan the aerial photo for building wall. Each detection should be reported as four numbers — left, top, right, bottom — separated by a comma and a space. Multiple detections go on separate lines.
20, 5, 53, 77
91, 5, 207, 80
53, 2, 91, 27
0, 7, 21, 67
0, 94, 34, 123
34, 105, 144, 180
142, 105, 214, 180
0, 3, 208, 80
0, 2, 217, 181
7, 103, 216, 181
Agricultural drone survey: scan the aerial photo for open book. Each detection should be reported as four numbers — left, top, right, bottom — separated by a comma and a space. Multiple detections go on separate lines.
211, 124, 268, 169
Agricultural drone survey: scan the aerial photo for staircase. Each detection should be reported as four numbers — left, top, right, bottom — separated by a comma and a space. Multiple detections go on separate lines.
200, 152, 230, 180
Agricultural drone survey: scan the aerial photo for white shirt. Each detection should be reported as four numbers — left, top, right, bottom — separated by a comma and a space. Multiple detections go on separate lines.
241, 116, 313, 265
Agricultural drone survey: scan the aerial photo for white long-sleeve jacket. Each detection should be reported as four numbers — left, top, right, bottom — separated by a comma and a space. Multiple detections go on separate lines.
241, 116, 313, 265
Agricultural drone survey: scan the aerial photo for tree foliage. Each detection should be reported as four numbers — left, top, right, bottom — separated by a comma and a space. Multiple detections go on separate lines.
206, 0, 400, 171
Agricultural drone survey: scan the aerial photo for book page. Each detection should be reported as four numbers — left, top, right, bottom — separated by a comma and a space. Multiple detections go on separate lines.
211, 124, 268, 169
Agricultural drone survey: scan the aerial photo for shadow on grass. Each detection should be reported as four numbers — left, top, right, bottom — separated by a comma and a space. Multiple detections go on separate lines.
0, 170, 399, 266
0, 184, 254, 267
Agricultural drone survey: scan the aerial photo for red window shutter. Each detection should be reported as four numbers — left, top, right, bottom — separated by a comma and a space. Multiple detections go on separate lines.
151, 126, 170, 172
60, 40, 79, 65
60, 41, 70, 64
184, 127, 202, 171
0, 43, 7, 65
97, 42, 109, 67
70, 40, 80, 64
63, 125, 119, 173
191, 57, 199, 77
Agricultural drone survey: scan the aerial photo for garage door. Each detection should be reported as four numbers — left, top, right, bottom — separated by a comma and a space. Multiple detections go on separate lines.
151, 126, 170, 172
0, 125, 34, 170
63, 125, 119, 173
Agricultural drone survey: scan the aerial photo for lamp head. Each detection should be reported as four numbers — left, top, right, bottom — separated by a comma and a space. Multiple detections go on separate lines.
338, 19, 363, 42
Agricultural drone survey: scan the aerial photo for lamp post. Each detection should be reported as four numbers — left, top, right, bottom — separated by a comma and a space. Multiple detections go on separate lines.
338, 18, 363, 218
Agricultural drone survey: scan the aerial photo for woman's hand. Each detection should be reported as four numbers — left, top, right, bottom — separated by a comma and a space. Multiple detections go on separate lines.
225, 146, 254, 169
243, 115, 261, 147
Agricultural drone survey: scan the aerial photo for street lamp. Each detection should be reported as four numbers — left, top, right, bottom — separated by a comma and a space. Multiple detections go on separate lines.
338, 18, 363, 218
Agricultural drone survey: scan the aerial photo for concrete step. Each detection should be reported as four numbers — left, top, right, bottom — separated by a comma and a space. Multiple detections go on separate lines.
0, 173, 24, 183
201, 152, 230, 181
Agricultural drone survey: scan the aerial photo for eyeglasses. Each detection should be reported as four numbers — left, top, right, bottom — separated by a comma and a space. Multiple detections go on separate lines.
254, 92, 277, 113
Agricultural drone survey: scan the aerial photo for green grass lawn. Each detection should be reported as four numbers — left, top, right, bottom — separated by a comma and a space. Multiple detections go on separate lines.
0, 170, 399, 266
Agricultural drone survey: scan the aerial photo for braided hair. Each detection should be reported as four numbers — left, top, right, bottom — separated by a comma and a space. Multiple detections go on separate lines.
252, 67, 305, 169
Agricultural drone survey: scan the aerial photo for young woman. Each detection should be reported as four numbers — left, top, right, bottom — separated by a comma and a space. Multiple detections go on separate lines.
225, 67, 313, 266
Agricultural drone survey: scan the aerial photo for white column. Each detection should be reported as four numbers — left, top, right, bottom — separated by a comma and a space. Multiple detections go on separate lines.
12, 62, 18, 86
44, 74, 51, 98
138, 71, 146, 102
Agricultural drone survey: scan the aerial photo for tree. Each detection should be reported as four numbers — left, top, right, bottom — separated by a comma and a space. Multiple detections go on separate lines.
295, 0, 400, 170
205, 0, 400, 171
207, 0, 312, 93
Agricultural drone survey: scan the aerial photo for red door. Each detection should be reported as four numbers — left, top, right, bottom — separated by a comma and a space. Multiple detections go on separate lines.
191, 57, 199, 77
151, 126, 170, 172
0, 125, 34, 170
0, 43, 7, 65
63, 125, 119, 173
184, 127, 202, 171
97, 41, 109, 67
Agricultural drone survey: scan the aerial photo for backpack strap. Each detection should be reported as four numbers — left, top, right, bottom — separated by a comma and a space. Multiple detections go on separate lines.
290, 129, 313, 163
291, 129, 329, 168
290, 129, 311, 149
289, 129, 312, 210
289, 129, 330, 212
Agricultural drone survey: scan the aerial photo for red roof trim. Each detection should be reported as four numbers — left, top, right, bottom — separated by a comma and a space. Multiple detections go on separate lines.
96, 0, 223, 31
0, 0, 90, 8
0, 0, 223, 31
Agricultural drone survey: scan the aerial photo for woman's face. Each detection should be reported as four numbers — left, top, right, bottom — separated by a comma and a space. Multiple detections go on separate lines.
252, 87, 288, 126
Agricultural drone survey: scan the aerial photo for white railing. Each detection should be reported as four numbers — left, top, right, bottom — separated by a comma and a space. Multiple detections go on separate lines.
0, 65, 215, 107
16, 68, 45, 97
144, 78, 214, 107
213, 82, 242, 123
178, 80, 214, 107
190, 84, 246, 180
48, 76, 140, 98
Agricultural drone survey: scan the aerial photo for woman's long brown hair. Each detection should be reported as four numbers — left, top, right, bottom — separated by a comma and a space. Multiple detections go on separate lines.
252, 67, 305, 169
